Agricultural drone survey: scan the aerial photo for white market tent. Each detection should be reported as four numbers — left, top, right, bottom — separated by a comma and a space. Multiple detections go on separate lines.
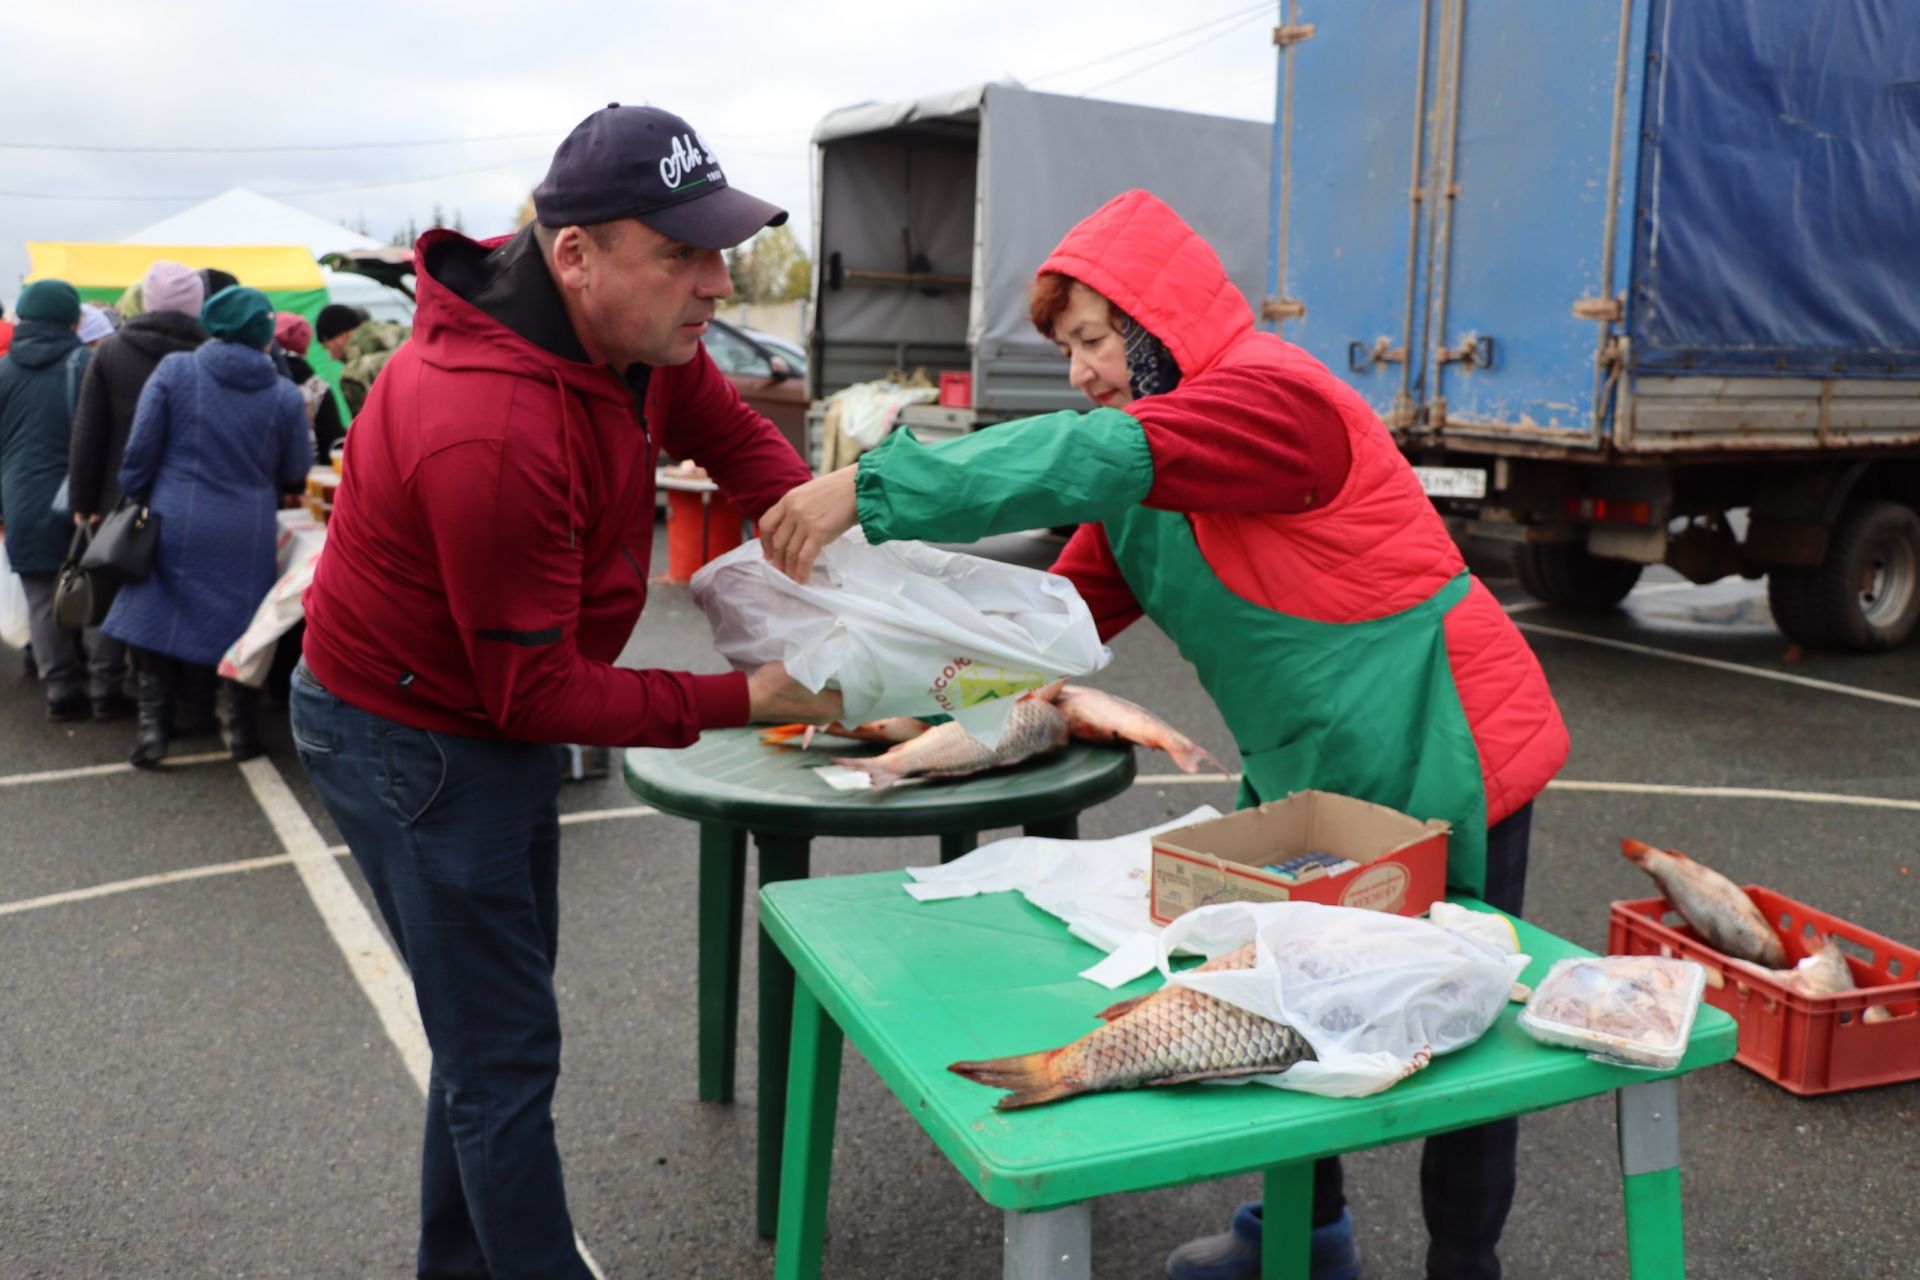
125, 186, 414, 325
122, 187, 381, 259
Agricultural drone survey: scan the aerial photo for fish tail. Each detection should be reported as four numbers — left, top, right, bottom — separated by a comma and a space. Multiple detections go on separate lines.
760, 723, 809, 745
832, 756, 902, 789
948, 1049, 1086, 1109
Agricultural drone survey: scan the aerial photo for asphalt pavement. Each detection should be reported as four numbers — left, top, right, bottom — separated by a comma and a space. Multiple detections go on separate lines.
2, 525, 1915, 1280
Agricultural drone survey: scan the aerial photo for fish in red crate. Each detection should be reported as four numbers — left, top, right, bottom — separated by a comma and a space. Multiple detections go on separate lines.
1620, 837, 1788, 968
1737, 933, 1894, 1024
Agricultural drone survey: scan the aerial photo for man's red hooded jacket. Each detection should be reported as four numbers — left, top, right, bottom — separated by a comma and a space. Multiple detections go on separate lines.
301, 227, 811, 747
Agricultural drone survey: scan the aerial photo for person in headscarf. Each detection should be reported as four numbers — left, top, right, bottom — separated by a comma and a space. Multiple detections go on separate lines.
101, 285, 312, 766
760, 190, 1570, 1280
273, 310, 345, 464
0, 279, 100, 719
70, 261, 212, 725
77, 305, 117, 348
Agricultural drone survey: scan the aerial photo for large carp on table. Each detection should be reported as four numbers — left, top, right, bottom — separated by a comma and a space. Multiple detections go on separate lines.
949, 942, 1315, 1109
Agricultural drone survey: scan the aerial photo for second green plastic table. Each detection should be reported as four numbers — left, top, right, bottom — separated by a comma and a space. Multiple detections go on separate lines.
624, 726, 1136, 1234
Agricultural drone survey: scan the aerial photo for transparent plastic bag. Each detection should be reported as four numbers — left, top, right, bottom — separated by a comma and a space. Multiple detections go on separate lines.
1158, 900, 1531, 1098
691, 529, 1109, 742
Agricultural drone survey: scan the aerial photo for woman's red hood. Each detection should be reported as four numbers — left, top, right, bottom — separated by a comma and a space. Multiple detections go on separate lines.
1037, 188, 1255, 379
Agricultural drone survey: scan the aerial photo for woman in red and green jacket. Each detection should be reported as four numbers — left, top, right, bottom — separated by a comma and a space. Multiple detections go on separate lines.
762, 189, 1567, 1280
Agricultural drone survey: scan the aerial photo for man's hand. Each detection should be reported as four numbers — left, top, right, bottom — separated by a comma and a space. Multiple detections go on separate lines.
758, 466, 859, 583
745, 661, 843, 726
72, 512, 91, 529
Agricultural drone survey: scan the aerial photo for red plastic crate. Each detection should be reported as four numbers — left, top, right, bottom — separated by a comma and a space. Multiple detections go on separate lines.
1608, 889, 1920, 1095
937, 370, 972, 407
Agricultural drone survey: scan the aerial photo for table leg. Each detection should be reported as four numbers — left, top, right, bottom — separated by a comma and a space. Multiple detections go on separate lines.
1616, 1077, 1684, 1279
1023, 813, 1079, 840
1260, 1161, 1314, 1280
698, 823, 748, 1104
757, 832, 812, 1238
939, 830, 978, 863
1003, 1202, 1092, 1280
773, 982, 843, 1280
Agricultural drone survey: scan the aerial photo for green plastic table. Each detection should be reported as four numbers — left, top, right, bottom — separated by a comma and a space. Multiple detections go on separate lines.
622, 727, 1136, 1235
760, 872, 1739, 1280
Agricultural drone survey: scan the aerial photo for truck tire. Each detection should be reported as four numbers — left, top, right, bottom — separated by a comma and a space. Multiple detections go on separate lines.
1767, 499, 1920, 653
1511, 541, 1644, 610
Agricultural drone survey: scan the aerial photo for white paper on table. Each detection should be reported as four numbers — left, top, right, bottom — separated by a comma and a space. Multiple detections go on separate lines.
902, 806, 1222, 987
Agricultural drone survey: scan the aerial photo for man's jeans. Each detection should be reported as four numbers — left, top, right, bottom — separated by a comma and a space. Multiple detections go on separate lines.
290, 660, 591, 1280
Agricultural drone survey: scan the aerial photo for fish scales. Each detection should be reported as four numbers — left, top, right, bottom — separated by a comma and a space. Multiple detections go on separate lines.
1620, 837, 1788, 968
833, 693, 1069, 788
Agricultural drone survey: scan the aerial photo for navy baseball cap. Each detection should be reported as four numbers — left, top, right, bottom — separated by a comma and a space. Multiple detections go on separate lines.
532, 103, 788, 250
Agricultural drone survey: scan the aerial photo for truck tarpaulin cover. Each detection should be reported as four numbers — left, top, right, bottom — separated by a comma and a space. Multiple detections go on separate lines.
1633, 0, 1920, 378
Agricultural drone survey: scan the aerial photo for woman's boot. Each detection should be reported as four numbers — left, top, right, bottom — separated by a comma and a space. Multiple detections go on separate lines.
130, 652, 177, 769
224, 679, 266, 762
176, 662, 220, 737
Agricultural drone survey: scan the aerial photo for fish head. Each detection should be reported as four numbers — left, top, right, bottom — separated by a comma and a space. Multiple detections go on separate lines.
1620, 837, 1664, 865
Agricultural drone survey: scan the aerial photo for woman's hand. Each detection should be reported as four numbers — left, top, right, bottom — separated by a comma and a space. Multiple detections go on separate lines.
759, 466, 859, 583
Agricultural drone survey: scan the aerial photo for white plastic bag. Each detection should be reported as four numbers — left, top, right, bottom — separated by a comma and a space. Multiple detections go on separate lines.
217, 515, 327, 687
0, 542, 30, 650
1158, 900, 1531, 1098
691, 528, 1109, 742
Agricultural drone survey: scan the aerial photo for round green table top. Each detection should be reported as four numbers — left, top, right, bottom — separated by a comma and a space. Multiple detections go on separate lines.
624, 727, 1136, 838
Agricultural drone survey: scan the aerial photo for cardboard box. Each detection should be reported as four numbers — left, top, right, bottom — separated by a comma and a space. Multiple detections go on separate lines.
1149, 790, 1450, 925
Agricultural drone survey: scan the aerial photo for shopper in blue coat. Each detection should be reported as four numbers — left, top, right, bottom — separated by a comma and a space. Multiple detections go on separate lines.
104, 286, 312, 765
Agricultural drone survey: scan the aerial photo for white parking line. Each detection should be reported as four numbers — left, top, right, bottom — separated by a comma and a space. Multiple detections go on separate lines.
236, 756, 607, 1280
1545, 778, 1920, 812
1502, 580, 1703, 616
0, 852, 294, 917
1515, 620, 1920, 710
0, 750, 230, 788
1137, 772, 1241, 785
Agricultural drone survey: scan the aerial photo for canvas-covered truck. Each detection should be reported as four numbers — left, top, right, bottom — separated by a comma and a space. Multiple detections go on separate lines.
1268, 0, 1920, 650
804, 82, 1268, 451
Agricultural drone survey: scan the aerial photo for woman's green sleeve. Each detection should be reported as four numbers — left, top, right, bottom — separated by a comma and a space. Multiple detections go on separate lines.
854, 408, 1153, 544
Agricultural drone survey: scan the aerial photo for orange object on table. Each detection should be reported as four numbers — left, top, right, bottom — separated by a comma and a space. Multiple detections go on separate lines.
658, 467, 746, 584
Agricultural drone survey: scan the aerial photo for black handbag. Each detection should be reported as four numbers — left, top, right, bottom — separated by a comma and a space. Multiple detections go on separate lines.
81, 497, 160, 582
53, 524, 118, 628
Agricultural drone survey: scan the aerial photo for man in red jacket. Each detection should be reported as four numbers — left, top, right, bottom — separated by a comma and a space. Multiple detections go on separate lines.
292, 104, 839, 1280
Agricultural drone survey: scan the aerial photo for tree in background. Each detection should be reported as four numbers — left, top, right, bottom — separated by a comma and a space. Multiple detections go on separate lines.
514, 194, 537, 229
726, 225, 811, 303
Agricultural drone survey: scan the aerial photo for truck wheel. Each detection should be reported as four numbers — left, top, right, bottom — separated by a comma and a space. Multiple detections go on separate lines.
1511, 541, 1644, 610
1768, 499, 1920, 652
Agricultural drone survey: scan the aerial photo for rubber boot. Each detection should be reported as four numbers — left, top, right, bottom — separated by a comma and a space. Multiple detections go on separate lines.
224, 679, 266, 762
130, 654, 177, 769
176, 662, 220, 737
1165, 1204, 1360, 1280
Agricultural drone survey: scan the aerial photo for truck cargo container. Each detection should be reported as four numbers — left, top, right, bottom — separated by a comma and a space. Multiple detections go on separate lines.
1268, 0, 1920, 649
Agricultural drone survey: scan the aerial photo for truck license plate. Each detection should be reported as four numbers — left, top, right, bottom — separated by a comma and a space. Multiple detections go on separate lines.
1413, 466, 1488, 500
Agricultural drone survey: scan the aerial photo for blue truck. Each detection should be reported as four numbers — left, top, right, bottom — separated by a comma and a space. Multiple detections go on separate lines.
1267, 0, 1920, 650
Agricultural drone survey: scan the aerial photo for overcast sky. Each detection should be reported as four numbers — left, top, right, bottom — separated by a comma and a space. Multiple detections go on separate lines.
0, 0, 1280, 304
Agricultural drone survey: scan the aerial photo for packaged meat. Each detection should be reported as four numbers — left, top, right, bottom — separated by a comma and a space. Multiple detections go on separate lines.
1519, 955, 1707, 1070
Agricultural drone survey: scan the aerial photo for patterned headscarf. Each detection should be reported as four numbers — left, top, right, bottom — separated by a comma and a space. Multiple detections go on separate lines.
1116, 309, 1180, 399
